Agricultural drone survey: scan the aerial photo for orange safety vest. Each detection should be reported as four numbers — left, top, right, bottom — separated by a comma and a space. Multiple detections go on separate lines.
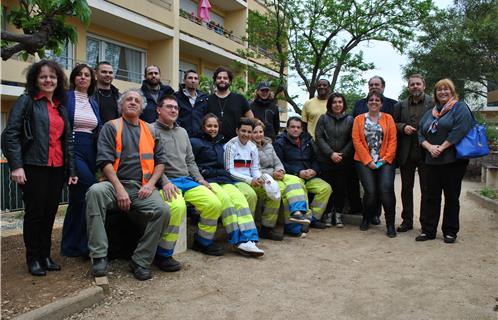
111, 118, 155, 185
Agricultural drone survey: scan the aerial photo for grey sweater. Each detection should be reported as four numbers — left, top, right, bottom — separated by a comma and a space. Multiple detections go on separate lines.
96, 118, 166, 182
154, 121, 203, 184
418, 101, 473, 165
256, 138, 285, 176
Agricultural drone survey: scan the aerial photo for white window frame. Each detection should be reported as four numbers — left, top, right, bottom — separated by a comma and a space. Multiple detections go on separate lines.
86, 34, 147, 83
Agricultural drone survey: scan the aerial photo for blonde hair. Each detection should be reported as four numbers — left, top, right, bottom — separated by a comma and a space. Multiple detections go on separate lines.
433, 78, 459, 104
253, 118, 265, 130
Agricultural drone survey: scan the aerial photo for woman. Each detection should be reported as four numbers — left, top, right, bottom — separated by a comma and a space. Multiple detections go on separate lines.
252, 120, 311, 238
61, 64, 101, 257
352, 91, 397, 237
190, 114, 263, 255
1, 60, 77, 276
416, 78, 473, 243
315, 93, 362, 228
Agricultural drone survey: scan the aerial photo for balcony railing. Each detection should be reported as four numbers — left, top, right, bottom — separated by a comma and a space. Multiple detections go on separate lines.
179, 9, 244, 45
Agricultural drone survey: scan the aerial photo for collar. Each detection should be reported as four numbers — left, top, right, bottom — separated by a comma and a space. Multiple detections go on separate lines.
34, 92, 60, 106
155, 120, 177, 130
183, 88, 197, 98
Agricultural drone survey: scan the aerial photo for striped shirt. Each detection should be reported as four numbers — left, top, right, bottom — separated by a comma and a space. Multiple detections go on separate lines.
224, 136, 261, 184
74, 91, 98, 133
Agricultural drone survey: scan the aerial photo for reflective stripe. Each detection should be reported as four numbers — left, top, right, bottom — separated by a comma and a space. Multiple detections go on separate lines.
158, 239, 176, 250
199, 217, 218, 227
224, 222, 238, 234
164, 225, 180, 234
285, 184, 303, 192
238, 221, 257, 232
237, 207, 253, 218
287, 195, 307, 203
197, 228, 215, 240
141, 153, 154, 160
311, 201, 327, 209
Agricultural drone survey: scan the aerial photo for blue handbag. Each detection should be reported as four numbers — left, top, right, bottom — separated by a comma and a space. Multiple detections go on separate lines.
455, 106, 490, 159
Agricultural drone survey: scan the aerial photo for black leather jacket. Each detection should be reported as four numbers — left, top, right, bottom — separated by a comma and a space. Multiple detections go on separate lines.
1, 94, 76, 176
315, 111, 354, 165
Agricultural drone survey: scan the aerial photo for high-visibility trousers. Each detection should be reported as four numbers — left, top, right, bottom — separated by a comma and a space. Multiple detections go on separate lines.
210, 183, 259, 244
284, 176, 332, 235
158, 185, 222, 256
236, 182, 281, 228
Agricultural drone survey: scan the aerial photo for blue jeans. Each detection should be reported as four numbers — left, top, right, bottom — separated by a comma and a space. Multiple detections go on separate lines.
355, 161, 396, 226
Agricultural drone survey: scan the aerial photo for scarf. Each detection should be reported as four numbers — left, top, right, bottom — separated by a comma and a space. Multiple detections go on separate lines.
428, 97, 458, 133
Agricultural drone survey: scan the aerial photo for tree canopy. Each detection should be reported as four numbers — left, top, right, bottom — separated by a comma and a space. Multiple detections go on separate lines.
1, 0, 91, 61
246, 0, 434, 112
403, 0, 498, 100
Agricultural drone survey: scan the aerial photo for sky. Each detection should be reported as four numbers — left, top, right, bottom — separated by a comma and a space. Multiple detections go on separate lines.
287, 0, 454, 107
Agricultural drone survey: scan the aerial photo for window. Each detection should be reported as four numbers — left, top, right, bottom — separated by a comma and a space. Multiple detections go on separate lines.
45, 41, 74, 70
86, 35, 146, 83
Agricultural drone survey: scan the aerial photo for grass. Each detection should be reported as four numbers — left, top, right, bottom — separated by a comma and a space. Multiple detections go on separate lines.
480, 187, 498, 200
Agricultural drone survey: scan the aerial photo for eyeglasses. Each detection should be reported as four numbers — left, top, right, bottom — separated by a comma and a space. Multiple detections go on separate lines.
162, 104, 179, 110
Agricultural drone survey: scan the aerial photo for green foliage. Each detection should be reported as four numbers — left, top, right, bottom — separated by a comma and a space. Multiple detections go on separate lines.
1, 0, 91, 61
403, 0, 498, 99
246, 0, 434, 112
480, 187, 497, 200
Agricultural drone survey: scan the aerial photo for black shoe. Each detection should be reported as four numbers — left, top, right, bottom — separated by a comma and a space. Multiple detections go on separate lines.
42, 257, 61, 271
415, 233, 435, 241
91, 257, 108, 277
360, 218, 369, 231
192, 240, 225, 256
129, 260, 152, 281
154, 256, 182, 272
443, 235, 456, 244
283, 231, 303, 237
396, 224, 413, 232
310, 220, 327, 229
260, 226, 283, 241
386, 225, 397, 238
27, 260, 46, 276
370, 216, 381, 225
301, 224, 310, 233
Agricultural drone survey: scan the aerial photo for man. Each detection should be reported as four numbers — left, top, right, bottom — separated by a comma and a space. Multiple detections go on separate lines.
86, 89, 170, 281
175, 69, 209, 137
274, 117, 332, 234
140, 65, 174, 123
224, 117, 282, 241
155, 96, 264, 257
302, 79, 330, 139
352, 76, 398, 225
250, 81, 280, 141
207, 66, 254, 143
94, 61, 120, 122
352, 76, 397, 117
393, 74, 433, 232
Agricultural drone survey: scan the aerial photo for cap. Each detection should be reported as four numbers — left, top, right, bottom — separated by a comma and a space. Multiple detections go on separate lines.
257, 81, 271, 90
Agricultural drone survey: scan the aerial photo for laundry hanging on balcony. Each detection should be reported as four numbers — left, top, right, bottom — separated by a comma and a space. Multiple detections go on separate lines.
198, 0, 211, 22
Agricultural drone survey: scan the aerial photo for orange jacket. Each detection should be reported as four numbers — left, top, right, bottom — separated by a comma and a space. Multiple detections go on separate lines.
352, 113, 397, 165
111, 118, 155, 185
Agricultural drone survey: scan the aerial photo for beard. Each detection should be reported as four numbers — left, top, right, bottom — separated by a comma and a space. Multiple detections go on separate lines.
216, 82, 230, 92
411, 91, 424, 98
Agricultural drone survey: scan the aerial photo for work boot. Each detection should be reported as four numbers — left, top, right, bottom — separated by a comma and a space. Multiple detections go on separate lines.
91, 257, 108, 277
260, 226, 283, 241
360, 217, 369, 231
129, 260, 152, 281
154, 256, 182, 272
334, 212, 344, 228
192, 240, 226, 256
310, 220, 327, 229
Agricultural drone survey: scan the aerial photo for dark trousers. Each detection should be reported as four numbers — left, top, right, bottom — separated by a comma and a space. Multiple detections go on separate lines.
320, 162, 362, 213
355, 162, 396, 226
21, 165, 65, 263
399, 157, 428, 227
351, 165, 380, 217
61, 132, 96, 256
421, 160, 468, 238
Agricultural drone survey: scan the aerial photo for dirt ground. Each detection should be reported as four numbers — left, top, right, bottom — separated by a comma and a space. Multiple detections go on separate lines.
1, 176, 497, 320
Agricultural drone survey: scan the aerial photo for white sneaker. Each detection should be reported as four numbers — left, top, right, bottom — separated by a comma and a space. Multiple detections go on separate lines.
236, 241, 264, 257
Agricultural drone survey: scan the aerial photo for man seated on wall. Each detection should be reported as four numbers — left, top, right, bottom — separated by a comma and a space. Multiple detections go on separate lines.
154, 96, 264, 258
273, 117, 332, 235
85, 89, 170, 281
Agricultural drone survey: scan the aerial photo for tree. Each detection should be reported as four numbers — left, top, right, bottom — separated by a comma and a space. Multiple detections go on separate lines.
1, 0, 91, 61
403, 0, 498, 100
246, 0, 434, 112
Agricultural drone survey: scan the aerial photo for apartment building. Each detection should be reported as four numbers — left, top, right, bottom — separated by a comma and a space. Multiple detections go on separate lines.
0, 0, 285, 128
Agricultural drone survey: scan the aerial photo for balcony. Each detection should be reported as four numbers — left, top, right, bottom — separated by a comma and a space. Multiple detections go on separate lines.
179, 9, 245, 46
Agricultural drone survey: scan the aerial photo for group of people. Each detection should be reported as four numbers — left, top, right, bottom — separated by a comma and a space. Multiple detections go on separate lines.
1, 59, 473, 281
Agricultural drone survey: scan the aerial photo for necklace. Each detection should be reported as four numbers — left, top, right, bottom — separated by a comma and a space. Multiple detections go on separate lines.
98, 89, 112, 98
217, 94, 230, 118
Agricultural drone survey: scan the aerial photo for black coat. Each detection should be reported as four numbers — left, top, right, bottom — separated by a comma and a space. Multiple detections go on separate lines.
190, 133, 233, 184
174, 89, 209, 137
140, 81, 174, 123
1, 94, 75, 176
273, 131, 320, 177
315, 111, 354, 166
